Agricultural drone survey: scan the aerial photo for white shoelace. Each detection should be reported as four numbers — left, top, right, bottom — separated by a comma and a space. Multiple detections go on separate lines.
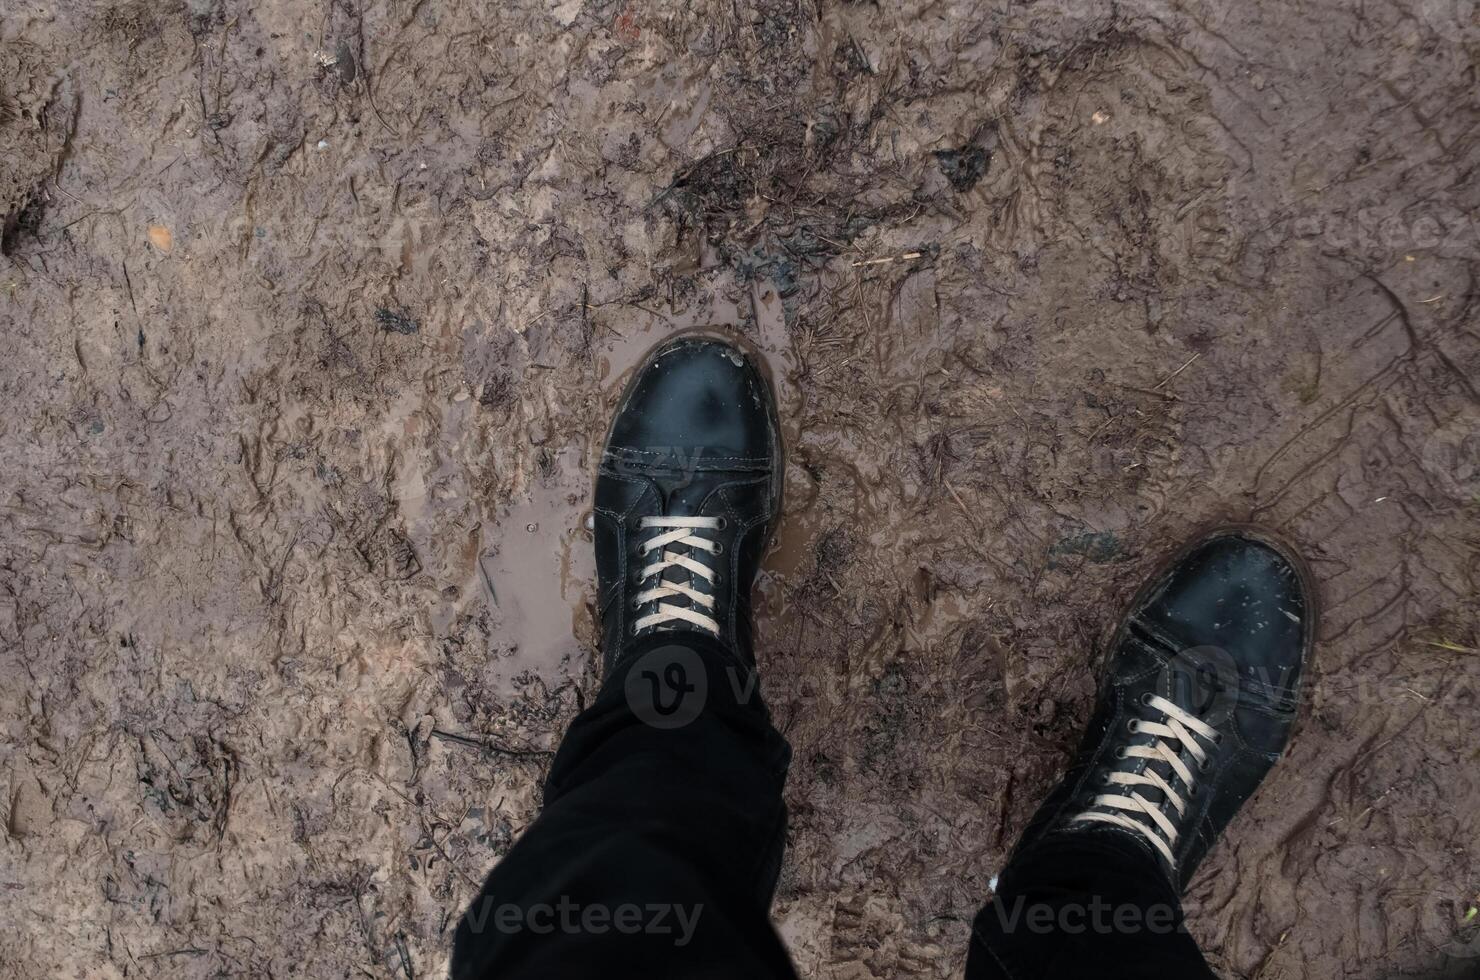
1071, 693, 1221, 867
632, 516, 723, 635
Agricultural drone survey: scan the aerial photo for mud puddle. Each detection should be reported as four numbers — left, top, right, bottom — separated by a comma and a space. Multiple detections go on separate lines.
478, 273, 813, 689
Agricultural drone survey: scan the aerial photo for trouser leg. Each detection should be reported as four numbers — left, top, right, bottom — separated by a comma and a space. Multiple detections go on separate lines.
965, 832, 1218, 980
452, 637, 797, 980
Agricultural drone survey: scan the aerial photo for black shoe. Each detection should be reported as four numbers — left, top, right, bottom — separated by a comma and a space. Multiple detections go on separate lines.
1010, 527, 1317, 889
593, 336, 783, 674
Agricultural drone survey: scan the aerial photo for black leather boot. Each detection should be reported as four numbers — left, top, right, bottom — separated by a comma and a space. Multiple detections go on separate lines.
1009, 528, 1317, 889
593, 336, 783, 674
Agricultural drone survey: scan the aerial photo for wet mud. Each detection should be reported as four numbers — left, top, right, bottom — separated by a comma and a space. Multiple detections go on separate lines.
2, 0, 1478, 977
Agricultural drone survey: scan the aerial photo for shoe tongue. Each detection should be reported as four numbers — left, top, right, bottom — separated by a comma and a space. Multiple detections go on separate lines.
1127, 622, 1242, 716
660, 478, 714, 516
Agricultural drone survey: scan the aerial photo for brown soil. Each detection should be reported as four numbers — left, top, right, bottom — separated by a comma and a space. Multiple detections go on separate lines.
3, 1, 1478, 977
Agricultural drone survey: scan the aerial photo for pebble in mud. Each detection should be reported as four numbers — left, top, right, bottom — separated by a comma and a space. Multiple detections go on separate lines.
934, 144, 990, 192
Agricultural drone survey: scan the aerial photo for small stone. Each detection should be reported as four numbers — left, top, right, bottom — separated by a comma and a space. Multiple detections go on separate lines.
375, 307, 420, 335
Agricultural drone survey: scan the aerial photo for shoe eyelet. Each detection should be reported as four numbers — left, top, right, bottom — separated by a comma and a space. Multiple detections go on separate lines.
1125, 719, 1140, 734
1198, 757, 1213, 773
1114, 746, 1129, 760
1138, 692, 1154, 706
715, 517, 728, 530
712, 542, 724, 555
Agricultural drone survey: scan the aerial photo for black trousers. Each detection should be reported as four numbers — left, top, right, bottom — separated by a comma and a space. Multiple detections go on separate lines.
452, 638, 1217, 979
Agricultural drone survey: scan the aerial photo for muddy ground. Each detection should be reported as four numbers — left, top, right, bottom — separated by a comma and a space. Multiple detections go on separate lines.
2, 0, 1479, 977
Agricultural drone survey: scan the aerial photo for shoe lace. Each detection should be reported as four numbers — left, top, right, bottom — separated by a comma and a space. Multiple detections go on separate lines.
633, 516, 723, 636
1071, 693, 1222, 867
